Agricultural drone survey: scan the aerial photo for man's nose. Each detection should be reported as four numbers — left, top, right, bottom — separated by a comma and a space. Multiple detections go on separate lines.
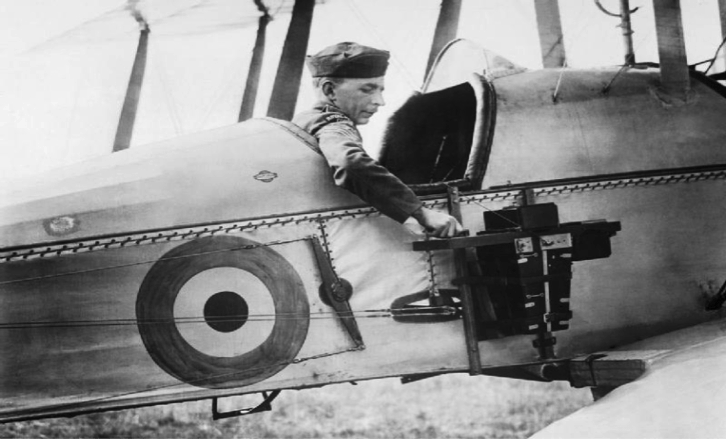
373, 91, 385, 107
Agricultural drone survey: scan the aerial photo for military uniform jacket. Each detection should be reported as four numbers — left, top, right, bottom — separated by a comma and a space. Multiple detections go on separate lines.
293, 102, 423, 223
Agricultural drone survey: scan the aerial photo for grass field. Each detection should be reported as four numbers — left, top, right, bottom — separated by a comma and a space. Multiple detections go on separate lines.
0, 374, 592, 438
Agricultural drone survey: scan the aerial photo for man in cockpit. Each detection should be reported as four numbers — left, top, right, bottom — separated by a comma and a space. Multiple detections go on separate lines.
293, 42, 463, 238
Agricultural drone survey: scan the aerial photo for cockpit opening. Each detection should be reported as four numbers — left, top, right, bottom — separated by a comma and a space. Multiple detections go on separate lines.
379, 77, 495, 194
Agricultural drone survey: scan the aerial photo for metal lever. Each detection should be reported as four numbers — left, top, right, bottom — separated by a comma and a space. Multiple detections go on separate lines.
311, 237, 364, 348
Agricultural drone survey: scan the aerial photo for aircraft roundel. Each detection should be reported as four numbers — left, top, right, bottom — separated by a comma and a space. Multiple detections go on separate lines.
136, 235, 310, 389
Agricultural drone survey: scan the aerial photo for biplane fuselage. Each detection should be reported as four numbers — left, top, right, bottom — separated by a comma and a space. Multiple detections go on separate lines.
0, 42, 724, 422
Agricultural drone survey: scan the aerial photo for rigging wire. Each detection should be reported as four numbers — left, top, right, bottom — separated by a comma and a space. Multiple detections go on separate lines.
0, 238, 305, 286
196, 51, 248, 130
552, 58, 569, 102
345, 0, 420, 90
571, 6, 600, 57
468, 199, 523, 229
3, 295, 459, 414
0, 306, 458, 330
12, 3, 128, 56
704, 37, 726, 74
145, 0, 209, 24
11, 0, 208, 57
270, 0, 287, 18
562, 0, 629, 67
61, 50, 88, 159
152, 45, 186, 136
0, 230, 457, 328
601, 63, 631, 94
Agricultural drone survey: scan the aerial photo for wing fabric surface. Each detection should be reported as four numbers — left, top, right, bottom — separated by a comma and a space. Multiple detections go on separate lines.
531, 318, 726, 439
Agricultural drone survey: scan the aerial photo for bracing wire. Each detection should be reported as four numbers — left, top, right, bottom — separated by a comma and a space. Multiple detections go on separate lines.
704, 38, 726, 74
552, 59, 569, 102
0, 230, 457, 329
345, 0, 420, 90
146, 0, 209, 24
153, 46, 186, 136
14, 3, 128, 56
0, 238, 305, 286
468, 199, 523, 229
196, 52, 248, 130
0, 306, 458, 330
602, 63, 631, 94
270, 0, 287, 18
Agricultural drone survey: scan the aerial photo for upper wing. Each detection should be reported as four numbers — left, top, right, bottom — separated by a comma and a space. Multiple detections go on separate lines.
531, 317, 726, 439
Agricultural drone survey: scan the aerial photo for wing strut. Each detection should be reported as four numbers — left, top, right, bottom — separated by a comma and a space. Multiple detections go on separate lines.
112, 11, 150, 152
653, 0, 690, 98
239, 1, 271, 122
534, 0, 566, 68
424, 0, 462, 81
267, 0, 315, 121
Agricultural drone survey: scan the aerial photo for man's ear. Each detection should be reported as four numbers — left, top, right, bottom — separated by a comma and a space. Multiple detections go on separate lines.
322, 81, 336, 100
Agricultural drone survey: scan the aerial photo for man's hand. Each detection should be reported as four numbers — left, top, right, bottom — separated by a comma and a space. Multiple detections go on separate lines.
411, 207, 464, 238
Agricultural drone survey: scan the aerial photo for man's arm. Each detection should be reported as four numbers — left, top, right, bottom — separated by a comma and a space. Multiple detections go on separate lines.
316, 121, 463, 237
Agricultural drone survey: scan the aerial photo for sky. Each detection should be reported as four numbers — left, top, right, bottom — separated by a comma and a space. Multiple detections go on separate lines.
0, 0, 723, 182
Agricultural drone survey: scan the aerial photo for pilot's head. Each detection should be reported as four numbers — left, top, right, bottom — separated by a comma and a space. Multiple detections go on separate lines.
306, 42, 389, 125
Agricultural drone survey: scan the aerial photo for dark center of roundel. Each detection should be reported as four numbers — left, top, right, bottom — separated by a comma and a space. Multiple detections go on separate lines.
203, 291, 249, 333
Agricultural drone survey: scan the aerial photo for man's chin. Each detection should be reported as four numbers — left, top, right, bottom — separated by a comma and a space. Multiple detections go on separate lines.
356, 114, 374, 125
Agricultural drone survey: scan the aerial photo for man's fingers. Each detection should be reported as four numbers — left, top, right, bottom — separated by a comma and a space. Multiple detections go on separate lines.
425, 216, 464, 238
424, 226, 441, 237
446, 219, 456, 237
418, 211, 464, 238
435, 219, 453, 238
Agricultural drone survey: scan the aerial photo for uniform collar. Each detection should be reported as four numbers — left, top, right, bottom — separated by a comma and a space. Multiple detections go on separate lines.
314, 101, 346, 115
